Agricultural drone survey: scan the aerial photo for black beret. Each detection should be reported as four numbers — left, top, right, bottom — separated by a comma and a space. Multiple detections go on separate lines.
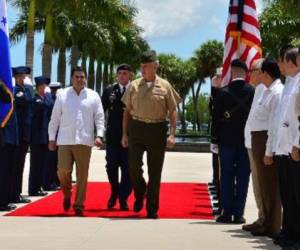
117, 64, 132, 72
231, 59, 248, 71
140, 50, 157, 63
34, 76, 51, 86
12, 66, 31, 76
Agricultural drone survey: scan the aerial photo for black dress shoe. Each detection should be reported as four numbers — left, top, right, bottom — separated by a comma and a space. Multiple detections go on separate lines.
279, 239, 296, 248
107, 195, 117, 209
29, 191, 48, 196
74, 208, 84, 217
133, 197, 144, 212
233, 216, 246, 224
213, 208, 221, 216
211, 195, 219, 201
216, 215, 232, 223
242, 222, 262, 232
119, 200, 129, 211
63, 197, 71, 212
0, 204, 17, 211
208, 182, 216, 187
251, 229, 269, 237
212, 202, 220, 208
14, 195, 31, 203
147, 211, 158, 219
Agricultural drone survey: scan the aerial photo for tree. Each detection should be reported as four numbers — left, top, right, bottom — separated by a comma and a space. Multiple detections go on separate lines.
191, 40, 224, 131
260, 1, 300, 57
10, 0, 36, 76
157, 54, 197, 133
264, 0, 300, 15
185, 94, 210, 132
10, 0, 148, 90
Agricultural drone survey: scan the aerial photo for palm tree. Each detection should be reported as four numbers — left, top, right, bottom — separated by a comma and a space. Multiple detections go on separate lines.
157, 54, 197, 132
9, 0, 36, 76
192, 40, 224, 131
10, 0, 149, 90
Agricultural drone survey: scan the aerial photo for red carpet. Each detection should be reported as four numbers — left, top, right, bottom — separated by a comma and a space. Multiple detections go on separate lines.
6, 182, 213, 219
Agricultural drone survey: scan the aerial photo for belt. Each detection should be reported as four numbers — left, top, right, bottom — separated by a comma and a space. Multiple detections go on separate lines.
251, 130, 268, 135
132, 116, 165, 124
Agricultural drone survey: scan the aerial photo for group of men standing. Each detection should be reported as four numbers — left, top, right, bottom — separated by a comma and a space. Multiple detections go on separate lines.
211, 46, 300, 248
0, 66, 61, 211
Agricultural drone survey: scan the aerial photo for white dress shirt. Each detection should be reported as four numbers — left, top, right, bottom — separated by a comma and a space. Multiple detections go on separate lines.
274, 72, 300, 155
244, 84, 266, 149
255, 79, 283, 156
118, 82, 130, 93
48, 87, 105, 147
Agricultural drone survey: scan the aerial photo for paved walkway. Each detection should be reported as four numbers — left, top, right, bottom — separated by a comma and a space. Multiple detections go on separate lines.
0, 150, 279, 250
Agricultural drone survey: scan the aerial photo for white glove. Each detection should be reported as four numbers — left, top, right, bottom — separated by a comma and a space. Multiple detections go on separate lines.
210, 143, 219, 154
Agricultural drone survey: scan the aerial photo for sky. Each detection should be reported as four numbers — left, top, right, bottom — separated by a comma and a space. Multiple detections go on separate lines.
6, 0, 264, 93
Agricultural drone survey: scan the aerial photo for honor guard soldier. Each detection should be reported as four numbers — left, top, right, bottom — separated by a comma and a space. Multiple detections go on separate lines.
121, 50, 181, 219
212, 59, 254, 224
0, 80, 16, 211
101, 64, 132, 211
11, 66, 33, 204
28, 76, 52, 196
209, 67, 223, 203
42, 81, 62, 191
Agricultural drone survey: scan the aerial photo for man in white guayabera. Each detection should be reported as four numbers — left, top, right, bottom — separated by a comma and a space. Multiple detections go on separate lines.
48, 66, 105, 216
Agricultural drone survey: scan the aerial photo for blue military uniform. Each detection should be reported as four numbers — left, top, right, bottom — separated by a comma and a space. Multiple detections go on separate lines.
0, 81, 11, 147
11, 66, 33, 203
0, 82, 16, 211
42, 81, 61, 191
102, 80, 132, 210
28, 76, 52, 196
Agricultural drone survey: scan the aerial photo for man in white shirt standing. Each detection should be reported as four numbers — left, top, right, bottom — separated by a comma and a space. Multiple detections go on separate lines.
271, 48, 300, 248
48, 66, 105, 216
243, 59, 266, 232
249, 58, 283, 237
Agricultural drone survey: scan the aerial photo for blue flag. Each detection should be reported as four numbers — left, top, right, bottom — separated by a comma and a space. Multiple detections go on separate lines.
0, 0, 13, 127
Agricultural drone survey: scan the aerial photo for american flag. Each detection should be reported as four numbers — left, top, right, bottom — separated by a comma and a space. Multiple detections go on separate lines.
222, 0, 262, 86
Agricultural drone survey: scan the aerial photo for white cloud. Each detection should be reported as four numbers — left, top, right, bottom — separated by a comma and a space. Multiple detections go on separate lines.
134, 0, 264, 39
134, 0, 203, 39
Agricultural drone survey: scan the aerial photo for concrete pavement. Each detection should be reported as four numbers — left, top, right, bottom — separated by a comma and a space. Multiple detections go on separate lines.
0, 150, 279, 250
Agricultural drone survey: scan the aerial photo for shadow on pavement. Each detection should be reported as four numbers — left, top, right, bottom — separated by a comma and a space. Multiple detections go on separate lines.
188, 222, 280, 249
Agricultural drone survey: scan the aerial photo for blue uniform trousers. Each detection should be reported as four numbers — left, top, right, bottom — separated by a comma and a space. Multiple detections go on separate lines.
42, 149, 59, 190
0, 144, 16, 205
11, 141, 28, 201
28, 144, 48, 194
219, 145, 250, 217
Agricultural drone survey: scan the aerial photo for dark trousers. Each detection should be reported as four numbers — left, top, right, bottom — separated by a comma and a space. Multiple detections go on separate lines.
288, 158, 300, 240
105, 144, 132, 201
43, 149, 59, 190
275, 155, 294, 238
128, 120, 167, 213
219, 144, 251, 217
29, 144, 48, 194
212, 153, 220, 195
251, 131, 281, 234
0, 144, 16, 206
11, 141, 28, 200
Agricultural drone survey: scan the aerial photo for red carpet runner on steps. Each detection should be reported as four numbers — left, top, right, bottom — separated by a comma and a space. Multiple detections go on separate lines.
6, 182, 213, 219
